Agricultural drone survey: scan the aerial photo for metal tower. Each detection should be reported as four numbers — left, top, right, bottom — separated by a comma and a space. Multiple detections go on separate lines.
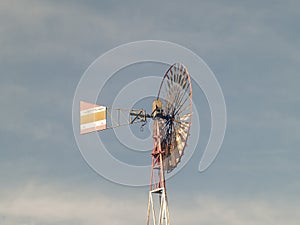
79, 63, 193, 225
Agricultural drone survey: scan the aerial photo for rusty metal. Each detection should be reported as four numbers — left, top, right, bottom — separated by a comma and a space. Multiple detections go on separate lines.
156, 63, 193, 173
146, 63, 193, 225
79, 63, 193, 225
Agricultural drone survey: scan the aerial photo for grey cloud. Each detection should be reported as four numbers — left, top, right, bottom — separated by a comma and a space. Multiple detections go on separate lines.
0, 0, 299, 224
0, 183, 299, 225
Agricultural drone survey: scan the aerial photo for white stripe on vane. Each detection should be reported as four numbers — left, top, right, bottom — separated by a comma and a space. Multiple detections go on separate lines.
80, 120, 106, 130
80, 106, 106, 116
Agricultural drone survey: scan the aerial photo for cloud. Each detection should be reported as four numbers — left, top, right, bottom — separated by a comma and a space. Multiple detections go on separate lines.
0, 82, 69, 143
0, 183, 299, 225
0, 1, 299, 224
0, 0, 118, 66
172, 194, 300, 225
0, 183, 144, 225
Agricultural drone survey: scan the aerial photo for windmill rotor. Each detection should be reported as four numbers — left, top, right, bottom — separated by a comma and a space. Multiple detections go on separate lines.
155, 63, 193, 173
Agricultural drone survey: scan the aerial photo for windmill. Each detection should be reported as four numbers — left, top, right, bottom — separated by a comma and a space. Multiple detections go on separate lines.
79, 63, 192, 225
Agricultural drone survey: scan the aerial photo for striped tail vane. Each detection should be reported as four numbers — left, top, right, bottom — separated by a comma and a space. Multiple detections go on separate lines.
80, 101, 150, 134
80, 101, 107, 134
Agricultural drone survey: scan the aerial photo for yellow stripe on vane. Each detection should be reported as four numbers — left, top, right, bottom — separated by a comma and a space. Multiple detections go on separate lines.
80, 111, 106, 124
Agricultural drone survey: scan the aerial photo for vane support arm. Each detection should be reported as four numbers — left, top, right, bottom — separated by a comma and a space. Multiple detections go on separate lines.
129, 109, 152, 124
80, 101, 153, 134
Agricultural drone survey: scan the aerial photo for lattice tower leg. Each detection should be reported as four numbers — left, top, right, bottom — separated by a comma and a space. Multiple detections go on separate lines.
146, 187, 170, 225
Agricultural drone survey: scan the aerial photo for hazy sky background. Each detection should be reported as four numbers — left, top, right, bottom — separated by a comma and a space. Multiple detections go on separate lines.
1, 0, 299, 225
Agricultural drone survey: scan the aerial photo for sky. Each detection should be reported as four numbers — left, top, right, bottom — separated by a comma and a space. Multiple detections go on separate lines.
1, 0, 300, 224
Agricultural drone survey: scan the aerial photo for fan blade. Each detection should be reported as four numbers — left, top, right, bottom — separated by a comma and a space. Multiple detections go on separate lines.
180, 113, 192, 121
177, 121, 190, 128
157, 63, 192, 173
175, 131, 185, 158
170, 149, 176, 167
